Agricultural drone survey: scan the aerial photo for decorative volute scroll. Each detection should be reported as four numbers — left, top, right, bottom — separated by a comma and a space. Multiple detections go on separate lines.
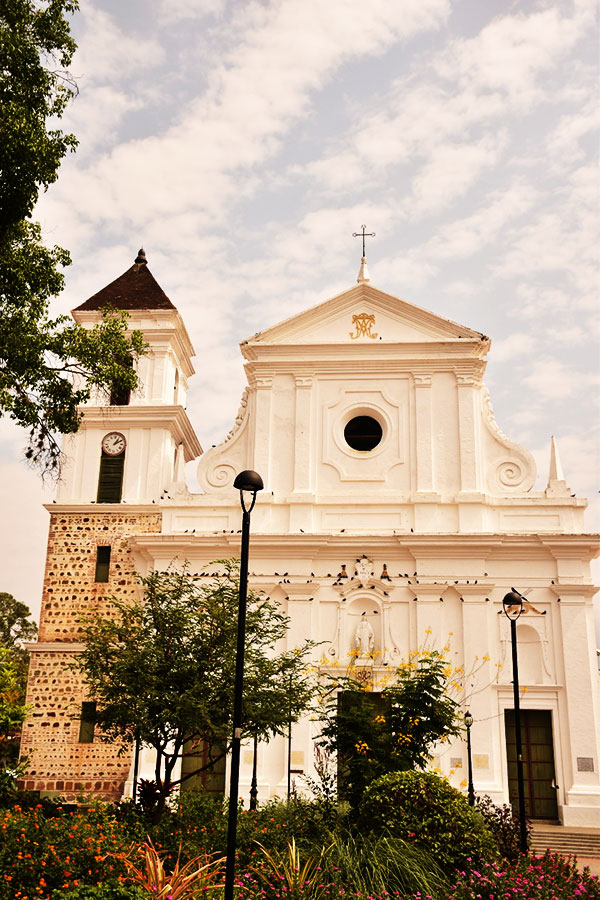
480, 386, 536, 494
196, 388, 250, 491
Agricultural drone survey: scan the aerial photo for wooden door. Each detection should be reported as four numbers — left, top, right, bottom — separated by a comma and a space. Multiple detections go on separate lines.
505, 709, 558, 820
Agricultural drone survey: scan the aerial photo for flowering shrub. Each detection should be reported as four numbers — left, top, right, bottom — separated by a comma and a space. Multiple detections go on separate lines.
448, 851, 600, 899
0, 804, 141, 900
359, 771, 498, 874
2, 796, 599, 900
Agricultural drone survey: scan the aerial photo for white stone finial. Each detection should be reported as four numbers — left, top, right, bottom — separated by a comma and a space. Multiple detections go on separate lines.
546, 435, 570, 496
548, 435, 564, 482
357, 256, 370, 283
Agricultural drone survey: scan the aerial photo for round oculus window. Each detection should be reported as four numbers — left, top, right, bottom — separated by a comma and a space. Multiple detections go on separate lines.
344, 415, 383, 452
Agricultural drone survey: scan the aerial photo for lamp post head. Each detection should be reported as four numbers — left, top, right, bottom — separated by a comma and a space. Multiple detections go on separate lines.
502, 590, 525, 620
464, 710, 473, 729
233, 470, 264, 493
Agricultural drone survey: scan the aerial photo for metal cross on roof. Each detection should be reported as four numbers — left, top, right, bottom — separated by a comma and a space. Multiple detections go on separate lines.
352, 224, 375, 257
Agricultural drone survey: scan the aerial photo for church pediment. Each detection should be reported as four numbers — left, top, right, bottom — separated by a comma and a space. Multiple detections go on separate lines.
242, 283, 488, 354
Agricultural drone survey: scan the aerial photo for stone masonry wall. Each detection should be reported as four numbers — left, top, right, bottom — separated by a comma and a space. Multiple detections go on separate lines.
21, 512, 161, 801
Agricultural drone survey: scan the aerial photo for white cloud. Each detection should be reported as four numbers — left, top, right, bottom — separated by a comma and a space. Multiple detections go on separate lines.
48, 0, 450, 234
522, 357, 596, 401
492, 332, 535, 363
73, 5, 165, 85
435, 6, 588, 104
158, 0, 226, 22
425, 182, 539, 260
545, 98, 599, 169
411, 133, 507, 215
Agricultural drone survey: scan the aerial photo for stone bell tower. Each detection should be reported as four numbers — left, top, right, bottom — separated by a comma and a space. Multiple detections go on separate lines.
21, 250, 202, 800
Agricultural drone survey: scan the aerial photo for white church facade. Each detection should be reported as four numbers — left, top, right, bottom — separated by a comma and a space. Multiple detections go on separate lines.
22, 250, 600, 825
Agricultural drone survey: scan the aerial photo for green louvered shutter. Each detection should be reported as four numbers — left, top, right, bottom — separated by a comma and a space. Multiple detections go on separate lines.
97, 453, 125, 503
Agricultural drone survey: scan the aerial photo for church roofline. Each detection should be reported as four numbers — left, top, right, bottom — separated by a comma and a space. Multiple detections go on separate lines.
73, 249, 176, 313
242, 282, 489, 347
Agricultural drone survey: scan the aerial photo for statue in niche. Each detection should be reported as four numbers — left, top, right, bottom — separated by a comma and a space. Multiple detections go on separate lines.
354, 614, 375, 657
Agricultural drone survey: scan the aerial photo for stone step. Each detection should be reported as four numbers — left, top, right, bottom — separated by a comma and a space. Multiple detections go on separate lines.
531, 832, 600, 858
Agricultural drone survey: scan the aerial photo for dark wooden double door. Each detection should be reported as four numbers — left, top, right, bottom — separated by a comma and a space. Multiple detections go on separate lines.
504, 709, 558, 820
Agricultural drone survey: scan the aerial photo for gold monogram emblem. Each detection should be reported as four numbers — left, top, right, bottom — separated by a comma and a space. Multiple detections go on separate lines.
349, 313, 378, 340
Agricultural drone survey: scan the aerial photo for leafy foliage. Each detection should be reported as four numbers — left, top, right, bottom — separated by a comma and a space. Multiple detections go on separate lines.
0, 593, 37, 793
0, 2, 145, 472
475, 793, 531, 860
318, 648, 462, 806
0, 592, 38, 651
0, 803, 141, 899
0, 0, 79, 233
319, 831, 448, 897
359, 770, 498, 874
51, 884, 146, 900
252, 838, 330, 900
1, 797, 597, 899
0, 649, 29, 802
116, 838, 224, 900
77, 562, 317, 820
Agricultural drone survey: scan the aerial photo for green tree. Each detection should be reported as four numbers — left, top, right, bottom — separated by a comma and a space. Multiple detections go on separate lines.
0, 0, 145, 472
0, 591, 38, 652
77, 563, 317, 820
0, 648, 29, 767
318, 648, 462, 807
0, 593, 37, 772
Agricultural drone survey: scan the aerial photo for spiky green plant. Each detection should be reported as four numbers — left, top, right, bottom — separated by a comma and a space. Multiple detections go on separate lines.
253, 838, 331, 900
117, 838, 224, 899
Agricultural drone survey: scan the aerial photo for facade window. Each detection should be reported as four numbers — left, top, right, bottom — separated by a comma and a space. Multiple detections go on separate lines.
344, 415, 383, 451
78, 701, 97, 743
94, 546, 111, 582
109, 356, 133, 406
97, 452, 125, 503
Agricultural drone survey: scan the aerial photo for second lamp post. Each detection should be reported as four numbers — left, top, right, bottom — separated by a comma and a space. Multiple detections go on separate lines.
464, 710, 475, 807
224, 470, 264, 900
502, 588, 529, 855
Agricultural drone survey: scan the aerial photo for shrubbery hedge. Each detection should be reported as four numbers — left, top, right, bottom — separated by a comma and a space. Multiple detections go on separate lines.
360, 770, 498, 873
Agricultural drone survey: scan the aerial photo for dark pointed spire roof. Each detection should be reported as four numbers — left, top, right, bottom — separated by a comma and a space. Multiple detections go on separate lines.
74, 249, 176, 312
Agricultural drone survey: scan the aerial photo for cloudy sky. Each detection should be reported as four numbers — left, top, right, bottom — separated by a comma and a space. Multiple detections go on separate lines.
1, 0, 598, 628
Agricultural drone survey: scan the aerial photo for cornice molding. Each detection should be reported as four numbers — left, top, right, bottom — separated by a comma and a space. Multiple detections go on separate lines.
44, 503, 160, 514
79, 405, 202, 459
26, 642, 86, 653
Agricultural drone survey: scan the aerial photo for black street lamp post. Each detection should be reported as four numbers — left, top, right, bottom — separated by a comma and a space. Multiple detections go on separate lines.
249, 733, 258, 811
502, 588, 529, 855
464, 710, 475, 807
224, 470, 264, 900
287, 671, 293, 799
